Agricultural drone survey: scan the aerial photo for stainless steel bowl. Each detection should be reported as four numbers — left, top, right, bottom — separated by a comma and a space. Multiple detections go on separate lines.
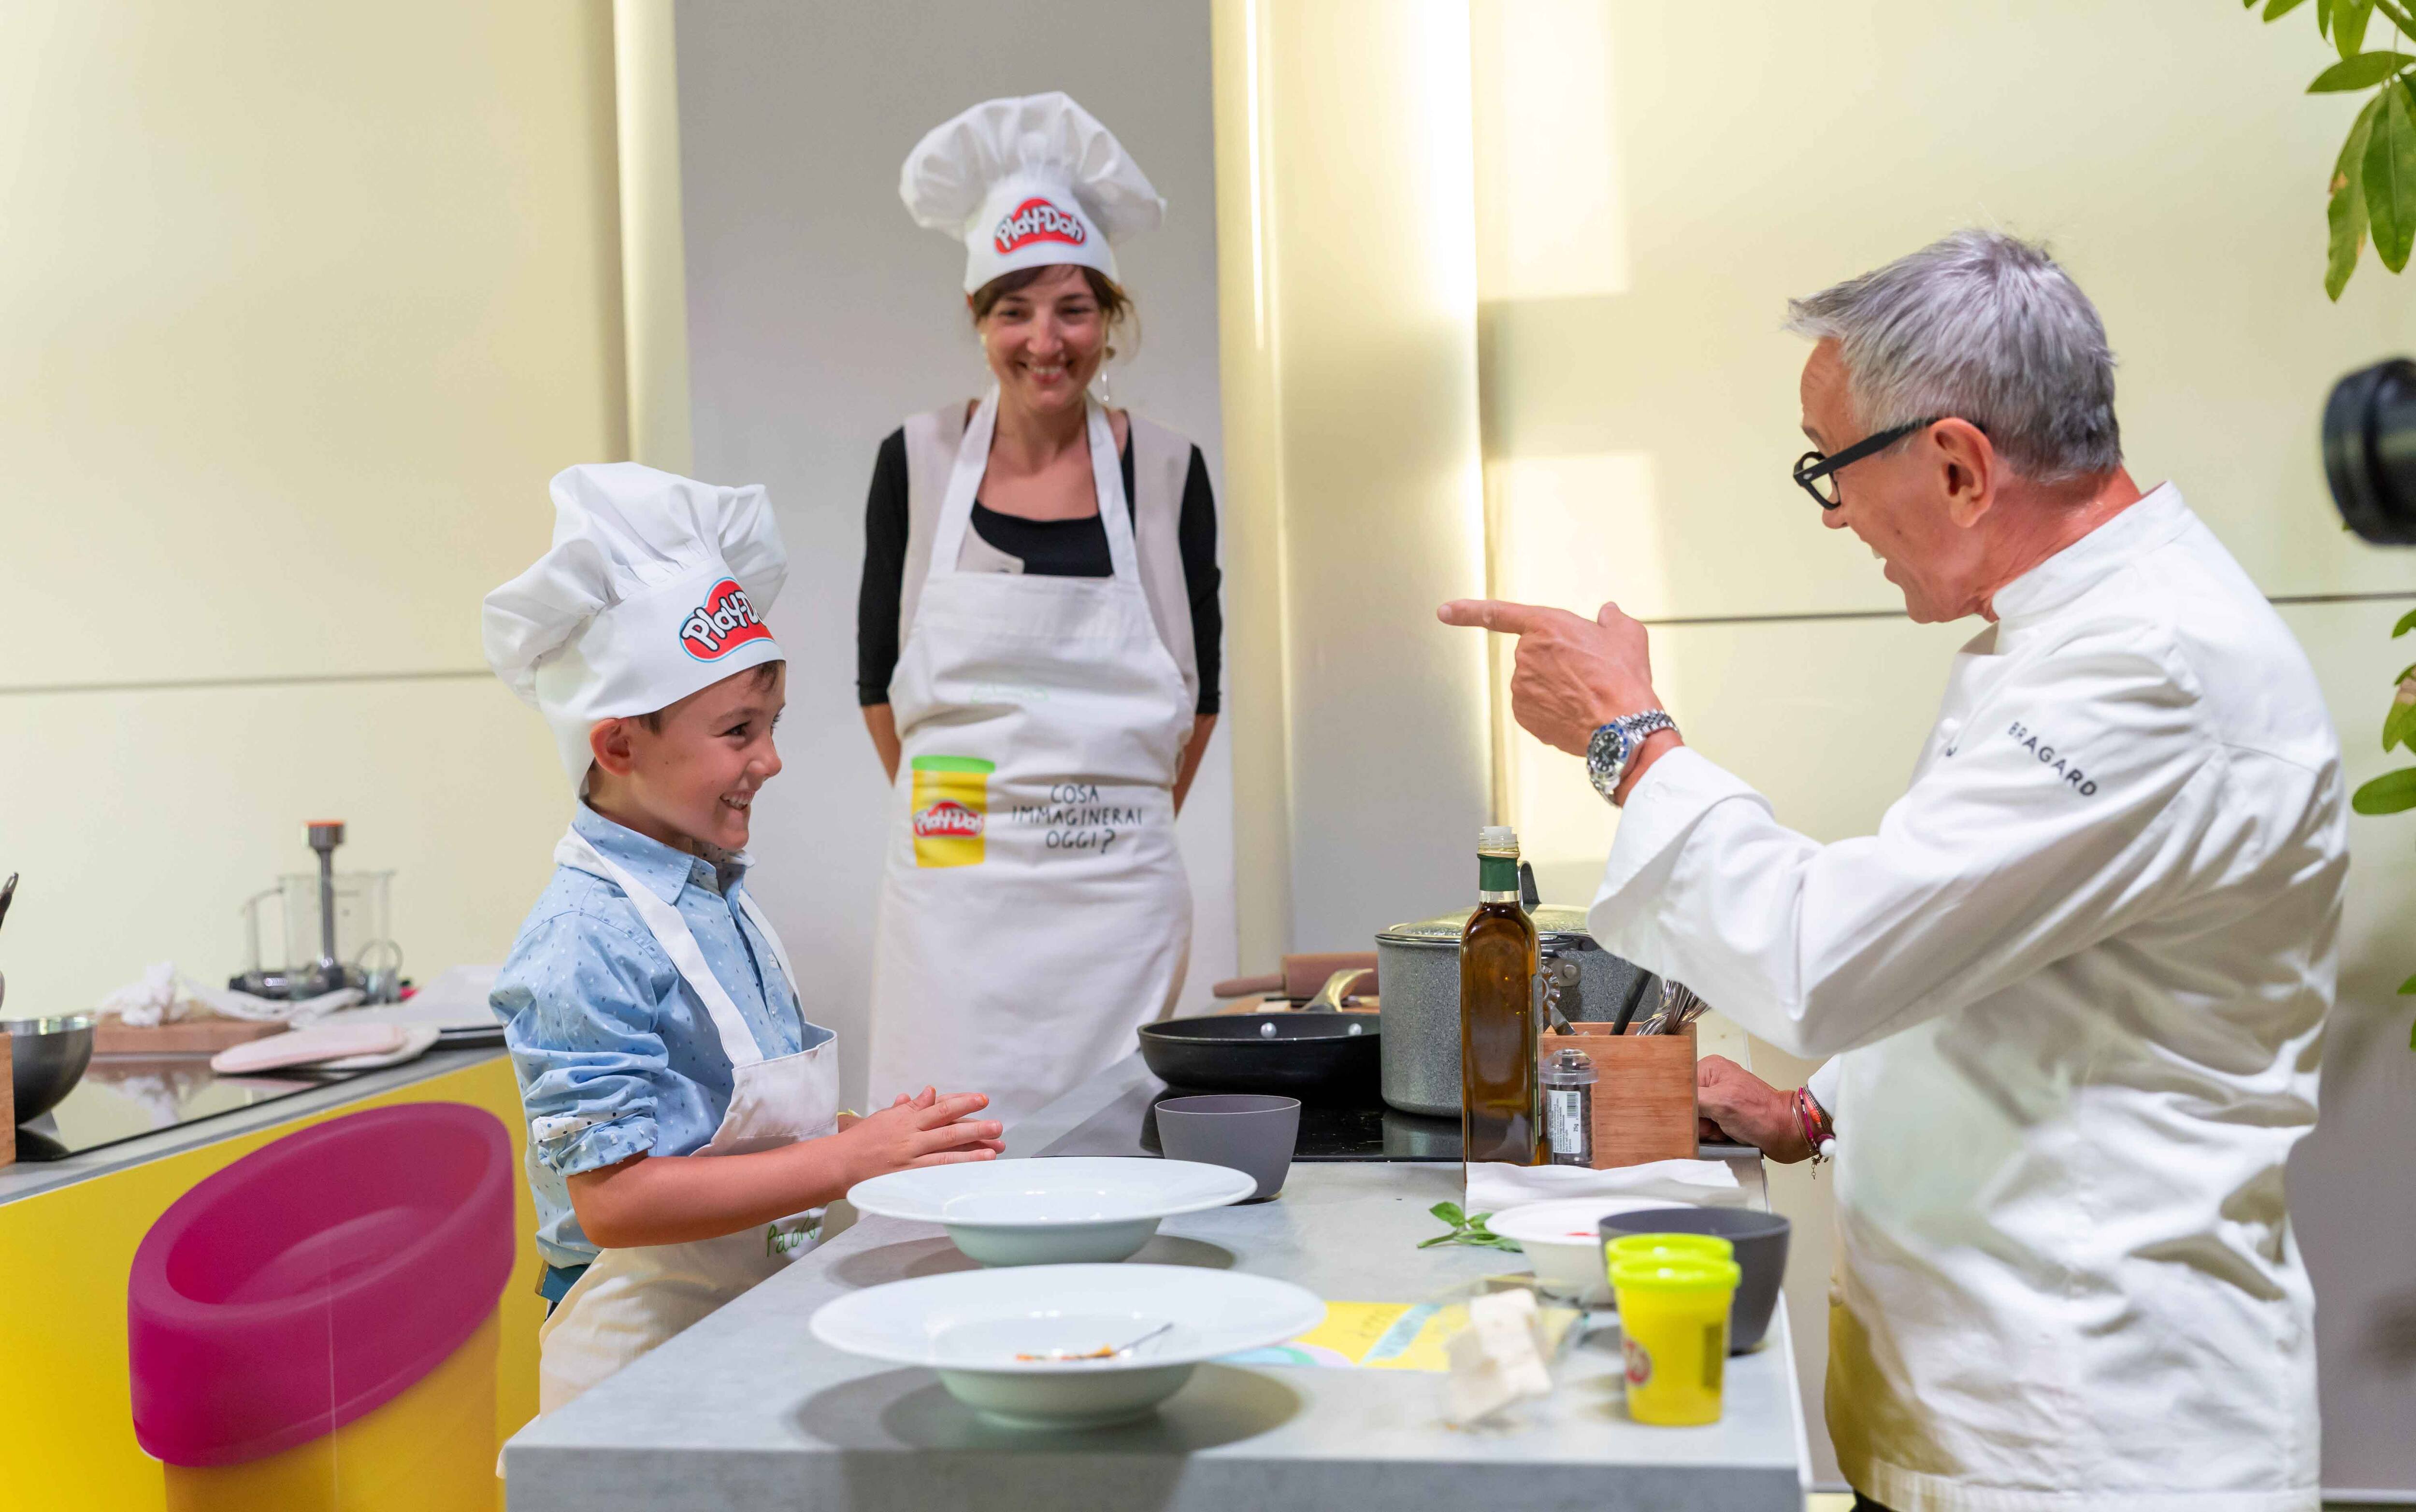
8, 1012, 96, 1123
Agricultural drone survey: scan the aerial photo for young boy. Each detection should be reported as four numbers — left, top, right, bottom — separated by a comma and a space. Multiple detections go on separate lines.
483, 462, 1000, 1412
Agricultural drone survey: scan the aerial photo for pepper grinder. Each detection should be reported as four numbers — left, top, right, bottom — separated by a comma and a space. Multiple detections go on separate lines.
302, 821, 346, 998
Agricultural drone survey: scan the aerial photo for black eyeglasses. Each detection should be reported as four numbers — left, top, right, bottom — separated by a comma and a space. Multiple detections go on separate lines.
1792, 416, 1944, 509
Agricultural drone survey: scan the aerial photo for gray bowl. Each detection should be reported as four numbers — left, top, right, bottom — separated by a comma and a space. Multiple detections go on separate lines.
1600, 1206, 1791, 1353
8, 1013, 96, 1124
1153, 1094, 1300, 1201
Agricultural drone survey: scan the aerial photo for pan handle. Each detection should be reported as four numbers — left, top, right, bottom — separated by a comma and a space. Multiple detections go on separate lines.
1304, 968, 1375, 1013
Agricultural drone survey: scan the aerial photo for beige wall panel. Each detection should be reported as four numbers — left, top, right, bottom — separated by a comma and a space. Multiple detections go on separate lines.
1248, 0, 1495, 950
0, 1, 625, 688
0, 678, 568, 1018
1474, 0, 2416, 620
1513, 612, 1973, 907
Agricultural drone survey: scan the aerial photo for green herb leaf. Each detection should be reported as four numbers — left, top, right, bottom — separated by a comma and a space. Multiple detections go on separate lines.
1418, 1203, 1523, 1252
2321, 0, 2337, 36
2366, 82, 2416, 271
2309, 50, 2413, 88
2394, 607, 2416, 636
2270, 0, 2312, 18
2396, 970, 2416, 993
2351, 766, 2416, 813
2341, 0, 2377, 57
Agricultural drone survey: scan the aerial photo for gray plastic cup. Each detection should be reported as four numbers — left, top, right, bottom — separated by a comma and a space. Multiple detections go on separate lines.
1598, 1206, 1791, 1353
1153, 1094, 1301, 1202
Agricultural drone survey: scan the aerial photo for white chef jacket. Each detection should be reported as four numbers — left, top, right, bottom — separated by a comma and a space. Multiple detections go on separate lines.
1590, 485, 2344, 1512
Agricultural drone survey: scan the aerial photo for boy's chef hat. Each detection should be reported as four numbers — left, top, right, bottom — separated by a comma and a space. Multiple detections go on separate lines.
483, 463, 787, 785
900, 91, 1165, 294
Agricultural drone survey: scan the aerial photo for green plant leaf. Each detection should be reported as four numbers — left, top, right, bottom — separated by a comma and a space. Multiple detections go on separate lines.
2322, 0, 2337, 35
2394, 607, 2416, 635
2352, 766, 2416, 812
2396, 970, 2416, 993
2270, 0, 2312, 17
1431, 1201, 1465, 1226
2385, 698, 2416, 751
2309, 50, 2414, 88
2365, 82, 2416, 271
2342, 0, 2377, 56
2330, 95, 2383, 296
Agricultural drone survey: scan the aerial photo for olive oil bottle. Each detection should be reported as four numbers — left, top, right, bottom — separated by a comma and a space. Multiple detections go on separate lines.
1460, 826, 1541, 1167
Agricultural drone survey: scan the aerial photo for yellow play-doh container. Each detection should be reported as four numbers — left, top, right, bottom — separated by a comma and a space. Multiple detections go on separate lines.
910, 755, 993, 868
1605, 1232, 1735, 1270
1611, 1257, 1740, 1426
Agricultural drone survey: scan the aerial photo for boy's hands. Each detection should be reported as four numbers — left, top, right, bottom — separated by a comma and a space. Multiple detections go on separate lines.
841, 1086, 1004, 1185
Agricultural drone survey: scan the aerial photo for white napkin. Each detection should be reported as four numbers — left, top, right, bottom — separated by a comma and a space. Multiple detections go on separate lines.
97, 961, 362, 1026
1465, 1158, 1743, 1214
334, 964, 500, 1033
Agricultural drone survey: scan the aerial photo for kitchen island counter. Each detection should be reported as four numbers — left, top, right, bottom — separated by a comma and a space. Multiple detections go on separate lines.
503, 1053, 1810, 1512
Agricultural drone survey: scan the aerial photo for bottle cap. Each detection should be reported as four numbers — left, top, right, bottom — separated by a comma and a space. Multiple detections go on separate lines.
1546, 1045, 1596, 1082
1478, 825, 1518, 857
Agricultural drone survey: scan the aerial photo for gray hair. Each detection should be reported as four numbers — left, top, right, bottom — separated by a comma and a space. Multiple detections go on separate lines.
1784, 229, 2120, 484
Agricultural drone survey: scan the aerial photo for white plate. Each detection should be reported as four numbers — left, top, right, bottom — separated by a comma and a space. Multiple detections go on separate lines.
847, 1157, 1257, 1267
811, 1263, 1326, 1427
1488, 1196, 1697, 1306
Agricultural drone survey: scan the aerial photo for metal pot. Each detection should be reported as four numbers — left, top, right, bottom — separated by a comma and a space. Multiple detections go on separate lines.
1374, 906, 1657, 1118
8, 1012, 96, 1124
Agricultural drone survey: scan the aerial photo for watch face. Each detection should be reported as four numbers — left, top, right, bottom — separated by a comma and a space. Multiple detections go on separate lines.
1590, 724, 1627, 768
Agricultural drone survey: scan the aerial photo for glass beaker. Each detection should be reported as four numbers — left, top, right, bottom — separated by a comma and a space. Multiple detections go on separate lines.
241, 871, 395, 998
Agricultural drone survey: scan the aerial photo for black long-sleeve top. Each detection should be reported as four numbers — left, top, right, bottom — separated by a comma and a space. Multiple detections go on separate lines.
855, 427, 1223, 714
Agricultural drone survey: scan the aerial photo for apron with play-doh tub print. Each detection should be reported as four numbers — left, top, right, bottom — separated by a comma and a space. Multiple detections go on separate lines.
535, 828, 837, 1414
866, 390, 1194, 1126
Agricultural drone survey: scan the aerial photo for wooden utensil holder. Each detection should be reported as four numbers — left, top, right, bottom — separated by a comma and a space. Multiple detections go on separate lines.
1538, 1021, 1697, 1168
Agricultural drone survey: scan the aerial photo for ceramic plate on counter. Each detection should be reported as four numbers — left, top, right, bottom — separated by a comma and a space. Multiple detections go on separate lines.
1488, 1196, 1695, 1306
846, 1156, 1257, 1266
810, 1263, 1326, 1428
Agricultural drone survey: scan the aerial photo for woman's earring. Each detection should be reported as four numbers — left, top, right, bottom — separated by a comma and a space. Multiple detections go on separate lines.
1092, 356, 1116, 406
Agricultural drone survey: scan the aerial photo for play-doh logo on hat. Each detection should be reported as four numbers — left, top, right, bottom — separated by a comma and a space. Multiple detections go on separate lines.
678, 578, 773, 661
992, 197, 1088, 256
912, 800, 984, 840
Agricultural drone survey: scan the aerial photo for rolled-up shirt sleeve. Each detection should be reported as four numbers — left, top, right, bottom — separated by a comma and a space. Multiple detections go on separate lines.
1589, 625, 2217, 1061
491, 912, 673, 1176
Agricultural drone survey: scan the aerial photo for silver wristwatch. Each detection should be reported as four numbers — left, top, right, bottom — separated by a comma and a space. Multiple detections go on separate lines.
1586, 710, 1678, 805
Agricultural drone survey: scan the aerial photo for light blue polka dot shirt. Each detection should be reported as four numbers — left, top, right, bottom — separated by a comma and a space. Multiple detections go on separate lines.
489, 803, 834, 1270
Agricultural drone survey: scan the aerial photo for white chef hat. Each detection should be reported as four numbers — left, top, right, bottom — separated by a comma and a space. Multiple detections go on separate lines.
900, 91, 1165, 294
483, 462, 788, 785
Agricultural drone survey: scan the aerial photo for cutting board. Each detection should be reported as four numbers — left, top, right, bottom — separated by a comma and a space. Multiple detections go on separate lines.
93, 1013, 283, 1055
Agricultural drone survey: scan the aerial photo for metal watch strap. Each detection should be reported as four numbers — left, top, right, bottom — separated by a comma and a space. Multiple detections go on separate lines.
1588, 709, 1677, 805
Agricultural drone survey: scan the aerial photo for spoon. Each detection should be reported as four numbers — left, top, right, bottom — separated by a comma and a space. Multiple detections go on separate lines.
1018, 1320, 1176, 1363
0, 873, 15, 934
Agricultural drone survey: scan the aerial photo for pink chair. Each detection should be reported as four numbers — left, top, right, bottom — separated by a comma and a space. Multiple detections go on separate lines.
129, 1102, 515, 1491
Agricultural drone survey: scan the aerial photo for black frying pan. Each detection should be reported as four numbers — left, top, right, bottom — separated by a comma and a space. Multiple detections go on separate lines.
1137, 1012, 1381, 1101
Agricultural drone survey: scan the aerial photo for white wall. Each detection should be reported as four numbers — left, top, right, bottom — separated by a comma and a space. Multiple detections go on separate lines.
0, 1, 623, 1015
671, 0, 1235, 1109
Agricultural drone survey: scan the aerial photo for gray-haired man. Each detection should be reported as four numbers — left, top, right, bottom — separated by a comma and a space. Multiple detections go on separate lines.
1442, 230, 2343, 1512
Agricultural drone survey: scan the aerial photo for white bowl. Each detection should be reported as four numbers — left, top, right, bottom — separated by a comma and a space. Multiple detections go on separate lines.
846, 1156, 1258, 1266
1487, 1196, 1697, 1305
811, 1263, 1326, 1427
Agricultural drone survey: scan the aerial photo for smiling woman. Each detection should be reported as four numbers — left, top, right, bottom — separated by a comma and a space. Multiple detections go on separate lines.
855, 92, 1225, 1127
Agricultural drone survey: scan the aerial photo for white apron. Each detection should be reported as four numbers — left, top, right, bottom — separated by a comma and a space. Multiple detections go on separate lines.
534, 829, 838, 1414
866, 391, 1194, 1126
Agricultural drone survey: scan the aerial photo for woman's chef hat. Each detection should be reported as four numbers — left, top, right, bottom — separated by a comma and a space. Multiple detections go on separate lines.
900, 91, 1165, 294
483, 462, 788, 785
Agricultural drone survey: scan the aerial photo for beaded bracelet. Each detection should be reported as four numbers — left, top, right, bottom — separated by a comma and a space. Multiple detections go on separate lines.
1792, 1086, 1833, 1164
